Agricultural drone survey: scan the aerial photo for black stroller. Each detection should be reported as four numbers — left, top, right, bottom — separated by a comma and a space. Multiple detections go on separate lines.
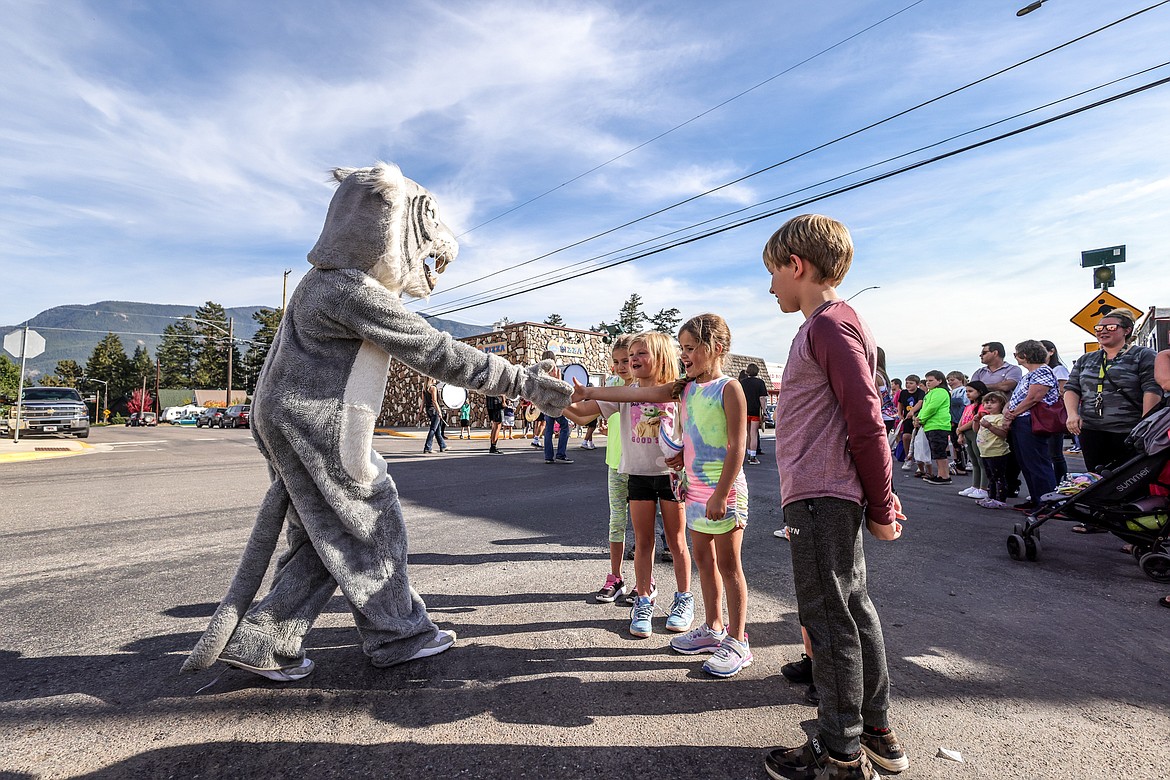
1006, 406, 1170, 583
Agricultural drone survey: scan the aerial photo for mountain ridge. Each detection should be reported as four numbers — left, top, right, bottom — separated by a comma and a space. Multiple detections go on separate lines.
3, 301, 492, 378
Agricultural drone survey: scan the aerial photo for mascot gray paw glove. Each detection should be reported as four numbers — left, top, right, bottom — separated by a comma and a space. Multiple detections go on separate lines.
523, 360, 573, 418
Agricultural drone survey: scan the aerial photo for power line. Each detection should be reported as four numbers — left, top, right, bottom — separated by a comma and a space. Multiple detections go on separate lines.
418, 60, 1170, 316
456, 0, 931, 237
422, 72, 1170, 318
413, 0, 1170, 308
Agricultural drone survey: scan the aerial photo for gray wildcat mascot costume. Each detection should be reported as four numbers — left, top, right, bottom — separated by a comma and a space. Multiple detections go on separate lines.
183, 162, 571, 679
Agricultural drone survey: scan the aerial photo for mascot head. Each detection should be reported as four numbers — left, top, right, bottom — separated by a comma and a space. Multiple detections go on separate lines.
307, 162, 458, 299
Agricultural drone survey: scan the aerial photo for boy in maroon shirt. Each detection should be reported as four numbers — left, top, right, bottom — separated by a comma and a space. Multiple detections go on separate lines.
762, 215, 908, 780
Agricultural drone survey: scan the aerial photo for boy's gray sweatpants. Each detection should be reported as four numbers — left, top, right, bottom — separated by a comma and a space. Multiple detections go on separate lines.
784, 496, 891, 756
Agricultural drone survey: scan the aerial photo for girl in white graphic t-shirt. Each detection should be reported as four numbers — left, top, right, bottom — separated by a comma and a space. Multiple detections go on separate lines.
565, 331, 694, 639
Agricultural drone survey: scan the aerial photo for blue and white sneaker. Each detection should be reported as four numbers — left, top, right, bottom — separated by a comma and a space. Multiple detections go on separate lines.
669, 623, 726, 655
703, 635, 752, 677
664, 591, 694, 633
629, 596, 655, 638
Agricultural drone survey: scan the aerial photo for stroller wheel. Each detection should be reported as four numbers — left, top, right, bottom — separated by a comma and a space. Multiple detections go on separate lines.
1025, 535, 1041, 562
1138, 552, 1170, 583
1007, 534, 1025, 561
1132, 545, 1151, 562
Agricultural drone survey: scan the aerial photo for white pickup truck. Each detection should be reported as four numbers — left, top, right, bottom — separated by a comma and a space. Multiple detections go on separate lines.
3, 386, 90, 438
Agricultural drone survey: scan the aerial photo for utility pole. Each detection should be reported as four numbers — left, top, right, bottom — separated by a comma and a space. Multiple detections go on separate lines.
141, 374, 147, 422
226, 317, 234, 409
282, 269, 292, 312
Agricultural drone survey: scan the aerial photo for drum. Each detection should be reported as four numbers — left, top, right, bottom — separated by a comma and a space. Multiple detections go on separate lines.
562, 363, 589, 388
440, 383, 467, 409
524, 405, 542, 422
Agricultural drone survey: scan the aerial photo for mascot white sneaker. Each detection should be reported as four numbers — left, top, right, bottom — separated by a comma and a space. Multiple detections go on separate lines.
183, 162, 572, 679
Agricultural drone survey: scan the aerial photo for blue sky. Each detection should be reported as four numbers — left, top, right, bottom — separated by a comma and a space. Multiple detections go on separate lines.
2, 0, 1168, 380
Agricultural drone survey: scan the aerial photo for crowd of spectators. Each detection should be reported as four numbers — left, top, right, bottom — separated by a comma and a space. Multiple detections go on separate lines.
886, 309, 1166, 521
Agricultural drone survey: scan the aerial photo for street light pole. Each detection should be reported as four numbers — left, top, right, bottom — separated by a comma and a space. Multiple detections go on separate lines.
81, 377, 108, 427
282, 270, 292, 312
845, 285, 881, 302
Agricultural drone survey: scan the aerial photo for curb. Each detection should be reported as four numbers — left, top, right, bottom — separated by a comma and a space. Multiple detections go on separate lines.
0, 440, 93, 465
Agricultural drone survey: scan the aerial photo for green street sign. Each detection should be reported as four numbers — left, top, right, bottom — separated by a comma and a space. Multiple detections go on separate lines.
1081, 245, 1125, 267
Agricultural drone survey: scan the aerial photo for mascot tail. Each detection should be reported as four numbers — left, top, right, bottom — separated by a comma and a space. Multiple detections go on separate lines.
181, 477, 291, 672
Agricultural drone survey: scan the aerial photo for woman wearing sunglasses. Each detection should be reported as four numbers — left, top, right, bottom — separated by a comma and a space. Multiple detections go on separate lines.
1063, 310, 1161, 531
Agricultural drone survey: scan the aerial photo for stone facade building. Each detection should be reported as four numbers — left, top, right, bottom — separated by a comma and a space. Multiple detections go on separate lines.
377, 322, 612, 428
376, 322, 780, 428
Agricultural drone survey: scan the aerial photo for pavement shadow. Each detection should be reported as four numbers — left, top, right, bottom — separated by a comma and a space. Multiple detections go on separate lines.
75, 741, 768, 779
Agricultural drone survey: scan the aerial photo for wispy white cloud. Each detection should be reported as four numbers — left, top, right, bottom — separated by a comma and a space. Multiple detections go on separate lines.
2, 0, 1168, 379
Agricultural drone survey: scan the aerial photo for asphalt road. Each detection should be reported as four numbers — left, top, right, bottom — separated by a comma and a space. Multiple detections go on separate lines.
2, 424, 1167, 779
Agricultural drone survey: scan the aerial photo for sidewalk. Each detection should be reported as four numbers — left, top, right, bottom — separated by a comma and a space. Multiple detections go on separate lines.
0, 435, 93, 464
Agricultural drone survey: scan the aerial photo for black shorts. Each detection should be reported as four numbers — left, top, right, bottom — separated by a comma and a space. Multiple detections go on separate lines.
459, 419, 470, 428
487, 409, 502, 423
926, 429, 950, 460
627, 474, 681, 503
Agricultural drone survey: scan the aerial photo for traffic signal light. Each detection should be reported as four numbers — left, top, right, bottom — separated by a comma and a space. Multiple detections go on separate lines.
1093, 265, 1115, 289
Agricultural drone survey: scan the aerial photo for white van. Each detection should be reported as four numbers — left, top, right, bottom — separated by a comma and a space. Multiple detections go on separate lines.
162, 404, 203, 423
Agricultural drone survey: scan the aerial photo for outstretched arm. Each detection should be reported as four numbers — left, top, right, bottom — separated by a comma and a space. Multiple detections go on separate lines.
573, 380, 674, 405
563, 401, 602, 426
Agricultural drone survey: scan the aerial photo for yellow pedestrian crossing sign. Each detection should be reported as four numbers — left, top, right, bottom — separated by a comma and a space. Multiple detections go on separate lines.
1070, 291, 1143, 336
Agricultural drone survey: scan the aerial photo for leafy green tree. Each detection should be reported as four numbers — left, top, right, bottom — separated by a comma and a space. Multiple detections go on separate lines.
192, 302, 241, 388
84, 333, 132, 401
38, 359, 85, 388
645, 307, 682, 335
618, 294, 645, 333
158, 317, 199, 387
544, 314, 566, 327
241, 307, 282, 392
0, 353, 20, 400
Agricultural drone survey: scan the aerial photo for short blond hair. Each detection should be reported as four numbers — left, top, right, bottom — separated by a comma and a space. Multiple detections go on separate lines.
629, 331, 680, 387
762, 214, 854, 284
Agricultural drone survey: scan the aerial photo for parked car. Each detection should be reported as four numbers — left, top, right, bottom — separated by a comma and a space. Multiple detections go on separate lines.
763, 403, 776, 429
175, 413, 199, 426
195, 407, 227, 428
222, 404, 251, 429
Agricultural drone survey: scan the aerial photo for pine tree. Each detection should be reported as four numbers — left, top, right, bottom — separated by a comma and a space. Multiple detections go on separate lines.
129, 345, 154, 385
84, 333, 132, 401
38, 360, 84, 388
192, 302, 240, 388
544, 314, 565, 327
618, 294, 645, 333
645, 307, 682, 335
158, 318, 199, 388
241, 307, 282, 391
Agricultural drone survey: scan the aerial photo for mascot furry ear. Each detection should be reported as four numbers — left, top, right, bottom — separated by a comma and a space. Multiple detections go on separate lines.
308, 162, 457, 299
182, 163, 571, 676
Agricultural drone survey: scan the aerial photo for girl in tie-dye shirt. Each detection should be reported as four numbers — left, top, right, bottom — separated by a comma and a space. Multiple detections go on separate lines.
570, 313, 752, 678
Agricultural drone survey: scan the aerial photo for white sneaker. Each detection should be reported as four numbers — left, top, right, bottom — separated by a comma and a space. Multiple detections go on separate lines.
958, 487, 975, 497
373, 629, 457, 667
901, 461, 913, 471
773, 526, 791, 540
968, 488, 989, 500
221, 656, 315, 682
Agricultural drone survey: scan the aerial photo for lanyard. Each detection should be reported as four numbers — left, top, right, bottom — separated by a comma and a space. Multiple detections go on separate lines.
1095, 346, 1129, 395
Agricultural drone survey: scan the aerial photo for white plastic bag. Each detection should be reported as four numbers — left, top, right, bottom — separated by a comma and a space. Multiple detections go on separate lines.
912, 426, 932, 462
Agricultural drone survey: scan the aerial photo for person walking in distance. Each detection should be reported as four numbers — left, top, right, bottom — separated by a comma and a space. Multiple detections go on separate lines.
485, 393, 504, 454
422, 378, 447, 454
541, 350, 573, 464
740, 363, 769, 465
